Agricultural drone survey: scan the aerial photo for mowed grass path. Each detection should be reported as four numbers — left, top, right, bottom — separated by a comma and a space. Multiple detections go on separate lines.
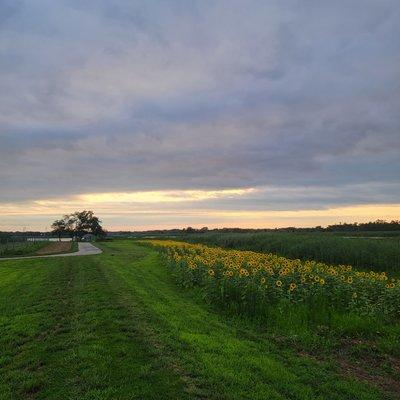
0, 241, 392, 399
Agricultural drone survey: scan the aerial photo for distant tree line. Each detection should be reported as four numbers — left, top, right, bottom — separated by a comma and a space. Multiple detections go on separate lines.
177, 220, 400, 234
2, 219, 399, 239
107, 220, 400, 236
324, 220, 400, 232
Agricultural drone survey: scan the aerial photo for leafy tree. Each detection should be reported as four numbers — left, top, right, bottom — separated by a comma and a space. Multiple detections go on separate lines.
51, 211, 105, 241
73, 210, 105, 239
51, 219, 67, 241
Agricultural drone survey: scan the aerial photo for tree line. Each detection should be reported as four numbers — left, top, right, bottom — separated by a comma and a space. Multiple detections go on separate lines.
324, 220, 400, 232
108, 220, 400, 236
2, 219, 399, 240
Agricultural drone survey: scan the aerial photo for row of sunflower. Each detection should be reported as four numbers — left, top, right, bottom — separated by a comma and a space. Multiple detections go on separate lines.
139, 240, 400, 319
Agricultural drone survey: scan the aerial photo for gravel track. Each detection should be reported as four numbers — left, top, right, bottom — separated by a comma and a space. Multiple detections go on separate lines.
0, 242, 102, 261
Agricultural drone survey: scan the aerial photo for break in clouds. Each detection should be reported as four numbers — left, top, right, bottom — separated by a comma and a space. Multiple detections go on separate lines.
0, 0, 400, 212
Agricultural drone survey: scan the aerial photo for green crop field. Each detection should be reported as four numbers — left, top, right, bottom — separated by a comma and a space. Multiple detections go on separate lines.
182, 231, 400, 275
0, 240, 399, 399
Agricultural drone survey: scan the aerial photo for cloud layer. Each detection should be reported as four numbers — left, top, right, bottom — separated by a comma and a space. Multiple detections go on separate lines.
0, 1, 399, 229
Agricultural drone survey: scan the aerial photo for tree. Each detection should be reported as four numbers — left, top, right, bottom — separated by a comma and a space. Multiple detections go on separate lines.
51, 219, 67, 241
73, 210, 105, 239
51, 211, 105, 241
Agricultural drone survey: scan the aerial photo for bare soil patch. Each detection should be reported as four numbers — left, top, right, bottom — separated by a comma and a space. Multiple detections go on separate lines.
36, 242, 72, 255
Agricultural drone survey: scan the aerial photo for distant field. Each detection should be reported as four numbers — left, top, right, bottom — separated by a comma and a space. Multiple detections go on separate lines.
0, 241, 75, 258
330, 231, 400, 238
182, 232, 400, 274
0, 241, 47, 257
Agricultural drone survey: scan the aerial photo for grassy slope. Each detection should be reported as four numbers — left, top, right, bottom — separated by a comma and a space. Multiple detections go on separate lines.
0, 241, 394, 400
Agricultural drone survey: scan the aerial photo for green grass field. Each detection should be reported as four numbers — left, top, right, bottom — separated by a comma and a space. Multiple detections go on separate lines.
0, 241, 398, 399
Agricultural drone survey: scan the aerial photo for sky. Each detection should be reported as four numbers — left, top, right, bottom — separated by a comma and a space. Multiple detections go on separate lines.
0, 0, 399, 231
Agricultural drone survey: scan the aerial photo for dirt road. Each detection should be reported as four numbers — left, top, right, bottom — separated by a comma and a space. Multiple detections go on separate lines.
0, 242, 102, 261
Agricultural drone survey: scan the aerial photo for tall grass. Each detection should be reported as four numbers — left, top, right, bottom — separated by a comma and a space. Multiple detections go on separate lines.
182, 232, 400, 274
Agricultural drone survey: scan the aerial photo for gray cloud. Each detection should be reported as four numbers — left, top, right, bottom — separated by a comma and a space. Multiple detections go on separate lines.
0, 0, 399, 212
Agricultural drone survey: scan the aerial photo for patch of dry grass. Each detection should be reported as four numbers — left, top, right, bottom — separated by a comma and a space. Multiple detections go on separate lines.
36, 241, 73, 255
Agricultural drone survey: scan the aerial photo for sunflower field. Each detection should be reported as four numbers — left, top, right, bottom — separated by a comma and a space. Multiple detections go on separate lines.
141, 240, 400, 325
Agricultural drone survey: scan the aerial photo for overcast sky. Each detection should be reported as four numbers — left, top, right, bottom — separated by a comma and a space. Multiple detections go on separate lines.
0, 0, 399, 230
